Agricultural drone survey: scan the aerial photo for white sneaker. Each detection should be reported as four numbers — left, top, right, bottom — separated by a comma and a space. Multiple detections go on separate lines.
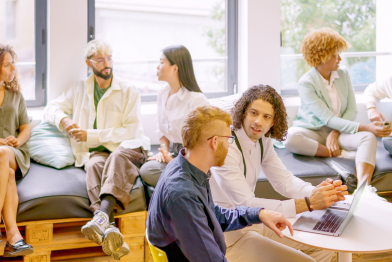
81, 210, 110, 245
363, 185, 387, 202
338, 150, 356, 159
111, 241, 131, 260
102, 224, 124, 256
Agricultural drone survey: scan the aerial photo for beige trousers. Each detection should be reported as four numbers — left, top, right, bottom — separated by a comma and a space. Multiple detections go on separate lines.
225, 224, 333, 262
285, 126, 377, 166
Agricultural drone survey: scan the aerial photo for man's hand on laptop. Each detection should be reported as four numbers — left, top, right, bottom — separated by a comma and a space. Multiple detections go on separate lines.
309, 181, 347, 210
321, 178, 348, 201
258, 209, 293, 238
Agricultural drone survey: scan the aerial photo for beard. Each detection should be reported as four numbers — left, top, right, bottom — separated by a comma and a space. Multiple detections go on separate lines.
92, 65, 113, 80
214, 141, 228, 167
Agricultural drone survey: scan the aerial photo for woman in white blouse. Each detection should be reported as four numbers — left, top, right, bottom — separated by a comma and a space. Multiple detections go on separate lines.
139, 45, 209, 186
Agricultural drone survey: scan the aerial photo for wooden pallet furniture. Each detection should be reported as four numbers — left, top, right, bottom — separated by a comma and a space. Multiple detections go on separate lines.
0, 211, 154, 262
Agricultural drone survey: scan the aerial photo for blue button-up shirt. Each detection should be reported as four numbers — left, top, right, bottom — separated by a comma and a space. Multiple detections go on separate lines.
147, 149, 262, 262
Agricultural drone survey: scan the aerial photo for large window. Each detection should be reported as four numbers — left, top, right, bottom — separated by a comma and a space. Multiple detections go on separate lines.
90, 0, 237, 101
0, 0, 46, 106
280, 0, 391, 96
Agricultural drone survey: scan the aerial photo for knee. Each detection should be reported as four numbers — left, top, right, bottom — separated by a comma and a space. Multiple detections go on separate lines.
284, 130, 300, 153
0, 146, 10, 160
360, 131, 377, 145
139, 161, 166, 186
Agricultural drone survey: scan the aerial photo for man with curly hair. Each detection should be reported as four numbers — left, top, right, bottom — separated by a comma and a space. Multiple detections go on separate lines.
210, 85, 347, 262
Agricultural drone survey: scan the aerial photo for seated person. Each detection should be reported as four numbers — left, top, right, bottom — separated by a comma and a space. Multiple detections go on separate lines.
284, 28, 391, 186
43, 39, 150, 260
0, 45, 34, 257
210, 85, 345, 262
364, 75, 392, 155
140, 45, 209, 186
147, 105, 294, 262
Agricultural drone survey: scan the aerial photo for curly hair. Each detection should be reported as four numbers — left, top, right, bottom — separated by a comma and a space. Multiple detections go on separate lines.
301, 28, 348, 67
231, 85, 288, 141
0, 44, 21, 92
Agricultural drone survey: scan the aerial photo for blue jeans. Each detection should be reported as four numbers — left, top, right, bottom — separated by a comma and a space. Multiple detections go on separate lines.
382, 136, 392, 155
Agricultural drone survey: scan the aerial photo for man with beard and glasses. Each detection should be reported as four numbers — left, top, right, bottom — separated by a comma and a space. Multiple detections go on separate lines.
209, 85, 348, 262
147, 105, 294, 262
43, 39, 150, 260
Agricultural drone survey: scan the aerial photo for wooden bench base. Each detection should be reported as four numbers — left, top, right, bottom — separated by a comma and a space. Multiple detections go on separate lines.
0, 211, 153, 262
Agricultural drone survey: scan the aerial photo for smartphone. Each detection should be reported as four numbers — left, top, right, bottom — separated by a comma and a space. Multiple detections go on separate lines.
383, 122, 392, 130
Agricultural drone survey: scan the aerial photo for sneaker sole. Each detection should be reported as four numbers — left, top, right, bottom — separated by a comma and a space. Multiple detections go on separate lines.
112, 247, 130, 260
3, 247, 34, 257
102, 231, 124, 256
81, 223, 104, 245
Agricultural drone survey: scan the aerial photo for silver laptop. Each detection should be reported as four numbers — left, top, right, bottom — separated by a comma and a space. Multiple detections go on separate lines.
293, 179, 366, 237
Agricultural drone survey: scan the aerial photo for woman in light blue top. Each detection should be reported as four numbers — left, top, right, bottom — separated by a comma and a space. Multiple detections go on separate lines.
285, 28, 391, 186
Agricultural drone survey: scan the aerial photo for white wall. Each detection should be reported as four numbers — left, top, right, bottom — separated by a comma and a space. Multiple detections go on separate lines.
238, 0, 281, 93
47, 0, 88, 102
376, 0, 392, 81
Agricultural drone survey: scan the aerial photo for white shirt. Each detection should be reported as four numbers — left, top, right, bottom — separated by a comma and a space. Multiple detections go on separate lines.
210, 127, 315, 244
319, 71, 341, 117
43, 74, 150, 167
364, 74, 392, 104
156, 85, 209, 144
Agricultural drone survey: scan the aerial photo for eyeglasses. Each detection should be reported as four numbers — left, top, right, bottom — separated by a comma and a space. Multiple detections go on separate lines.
89, 56, 113, 65
207, 135, 235, 144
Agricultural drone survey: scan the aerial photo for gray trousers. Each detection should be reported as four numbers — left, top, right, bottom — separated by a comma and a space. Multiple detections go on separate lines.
285, 126, 377, 166
139, 143, 182, 186
84, 146, 147, 212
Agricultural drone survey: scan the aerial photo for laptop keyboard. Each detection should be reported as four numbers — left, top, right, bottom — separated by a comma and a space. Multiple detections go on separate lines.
312, 209, 346, 233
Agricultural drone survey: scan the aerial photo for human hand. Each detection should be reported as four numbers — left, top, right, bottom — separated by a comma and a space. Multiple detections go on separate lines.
0, 138, 9, 146
309, 183, 338, 210
61, 117, 80, 136
68, 128, 87, 142
148, 152, 164, 162
326, 130, 341, 157
258, 209, 293, 238
317, 179, 347, 202
367, 108, 385, 123
5, 136, 21, 148
367, 121, 392, 137
158, 148, 173, 163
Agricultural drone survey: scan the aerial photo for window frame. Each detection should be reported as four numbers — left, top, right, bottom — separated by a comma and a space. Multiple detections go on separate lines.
26, 0, 47, 107
87, 0, 238, 102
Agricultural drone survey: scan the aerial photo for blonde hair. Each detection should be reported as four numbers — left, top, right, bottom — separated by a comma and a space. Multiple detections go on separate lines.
182, 105, 232, 150
84, 39, 112, 59
301, 28, 348, 67
0, 44, 21, 92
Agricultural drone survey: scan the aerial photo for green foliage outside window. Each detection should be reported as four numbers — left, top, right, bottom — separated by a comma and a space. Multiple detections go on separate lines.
281, 0, 376, 88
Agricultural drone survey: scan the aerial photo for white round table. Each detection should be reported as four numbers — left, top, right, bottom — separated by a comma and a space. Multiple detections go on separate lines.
282, 192, 392, 262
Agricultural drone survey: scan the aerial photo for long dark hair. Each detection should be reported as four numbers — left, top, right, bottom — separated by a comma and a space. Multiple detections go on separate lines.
162, 45, 202, 93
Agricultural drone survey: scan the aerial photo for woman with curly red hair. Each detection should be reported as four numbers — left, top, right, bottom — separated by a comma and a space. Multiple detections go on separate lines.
0, 45, 34, 257
285, 28, 390, 187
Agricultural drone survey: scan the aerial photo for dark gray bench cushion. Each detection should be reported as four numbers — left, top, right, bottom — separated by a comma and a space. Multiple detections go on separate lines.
16, 162, 147, 222
255, 138, 392, 200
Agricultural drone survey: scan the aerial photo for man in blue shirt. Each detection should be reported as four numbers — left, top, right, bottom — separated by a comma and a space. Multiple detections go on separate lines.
147, 105, 293, 261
